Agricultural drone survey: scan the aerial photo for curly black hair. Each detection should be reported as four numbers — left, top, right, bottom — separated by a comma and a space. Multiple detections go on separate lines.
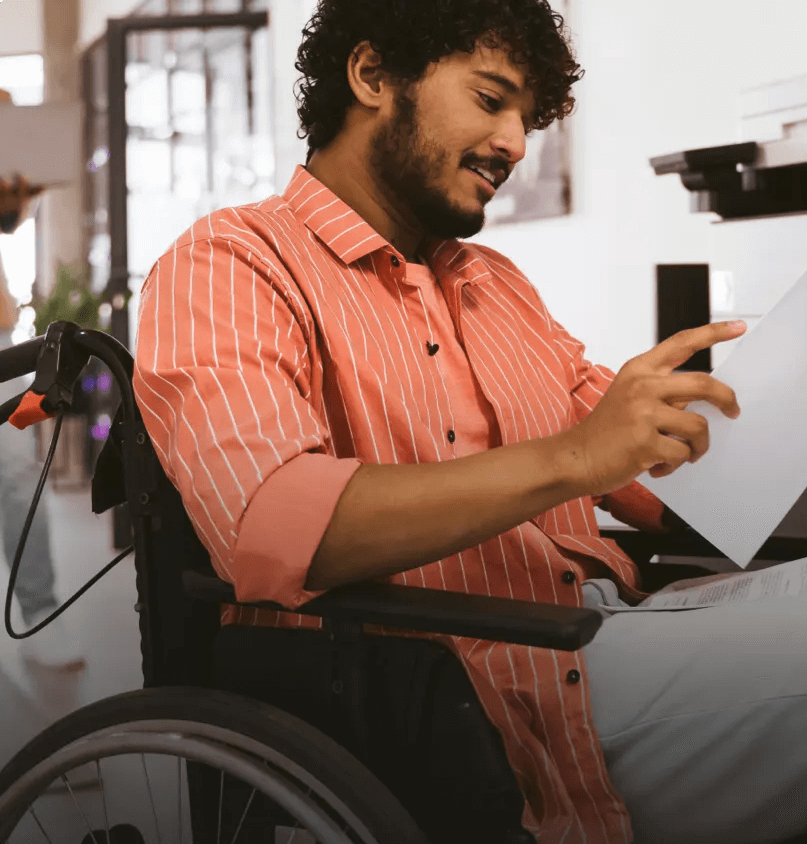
295, 0, 583, 156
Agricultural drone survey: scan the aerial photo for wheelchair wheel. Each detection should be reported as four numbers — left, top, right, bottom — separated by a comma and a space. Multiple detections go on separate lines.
0, 687, 429, 844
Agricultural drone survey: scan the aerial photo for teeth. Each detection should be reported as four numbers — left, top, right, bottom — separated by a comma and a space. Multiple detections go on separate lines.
469, 165, 496, 186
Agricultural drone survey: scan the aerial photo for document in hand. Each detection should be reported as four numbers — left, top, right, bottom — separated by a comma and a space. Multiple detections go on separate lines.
606, 556, 807, 612
641, 268, 807, 568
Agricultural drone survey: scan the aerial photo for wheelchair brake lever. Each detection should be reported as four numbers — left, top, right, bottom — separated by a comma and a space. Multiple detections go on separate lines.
8, 322, 92, 429
32, 322, 92, 412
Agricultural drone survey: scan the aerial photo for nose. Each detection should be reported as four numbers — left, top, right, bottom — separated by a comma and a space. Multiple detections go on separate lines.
490, 110, 527, 165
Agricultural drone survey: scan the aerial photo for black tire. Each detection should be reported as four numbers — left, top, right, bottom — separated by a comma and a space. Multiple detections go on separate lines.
0, 686, 430, 844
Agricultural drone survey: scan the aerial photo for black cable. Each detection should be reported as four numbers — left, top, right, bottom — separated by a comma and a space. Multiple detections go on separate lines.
3, 406, 133, 640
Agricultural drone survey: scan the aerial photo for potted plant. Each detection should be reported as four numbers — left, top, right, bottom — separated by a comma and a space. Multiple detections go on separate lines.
32, 263, 107, 336
30, 264, 122, 486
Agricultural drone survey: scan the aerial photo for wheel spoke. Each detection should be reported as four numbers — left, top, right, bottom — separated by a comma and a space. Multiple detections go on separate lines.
1, 688, 396, 844
97, 758, 111, 842
228, 788, 256, 844
178, 755, 184, 844
140, 754, 164, 844
65, 776, 101, 843
26, 805, 54, 844
218, 769, 224, 844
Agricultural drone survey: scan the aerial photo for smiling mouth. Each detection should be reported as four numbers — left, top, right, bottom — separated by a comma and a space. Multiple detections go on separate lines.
464, 165, 502, 202
464, 164, 499, 190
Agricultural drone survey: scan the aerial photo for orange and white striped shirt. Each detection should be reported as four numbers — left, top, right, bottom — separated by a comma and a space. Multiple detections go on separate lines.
134, 165, 664, 844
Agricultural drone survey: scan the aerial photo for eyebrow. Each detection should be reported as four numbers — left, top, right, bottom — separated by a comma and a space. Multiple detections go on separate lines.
471, 70, 523, 95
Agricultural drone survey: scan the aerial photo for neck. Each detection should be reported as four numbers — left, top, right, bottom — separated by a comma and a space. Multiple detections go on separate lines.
306, 134, 425, 262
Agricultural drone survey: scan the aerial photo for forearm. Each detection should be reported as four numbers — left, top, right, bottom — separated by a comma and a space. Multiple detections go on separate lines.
306, 431, 585, 590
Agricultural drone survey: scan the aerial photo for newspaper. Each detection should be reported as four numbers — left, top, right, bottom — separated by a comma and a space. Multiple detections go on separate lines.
605, 557, 807, 612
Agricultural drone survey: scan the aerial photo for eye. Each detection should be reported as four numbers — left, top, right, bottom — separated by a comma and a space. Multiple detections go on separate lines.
477, 92, 502, 113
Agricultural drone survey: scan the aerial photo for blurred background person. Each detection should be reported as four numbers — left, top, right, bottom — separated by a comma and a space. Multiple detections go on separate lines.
0, 87, 85, 671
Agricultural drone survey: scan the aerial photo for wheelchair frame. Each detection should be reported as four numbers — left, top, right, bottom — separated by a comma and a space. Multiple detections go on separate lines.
2, 322, 806, 843
0, 323, 606, 843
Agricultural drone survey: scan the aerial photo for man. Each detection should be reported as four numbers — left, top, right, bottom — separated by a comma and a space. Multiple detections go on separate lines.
133, 2, 807, 842
0, 86, 85, 671
0, 165, 85, 671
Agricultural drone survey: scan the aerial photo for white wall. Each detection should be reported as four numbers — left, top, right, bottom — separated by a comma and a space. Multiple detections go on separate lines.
269, 0, 315, 190
71, 0, 807, 372
473, 0, 807, 372
78, 0, 139, 48
0, 0, 43, 56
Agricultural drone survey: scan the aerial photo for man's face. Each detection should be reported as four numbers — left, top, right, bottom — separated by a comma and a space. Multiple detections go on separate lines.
370, 44, 535, 239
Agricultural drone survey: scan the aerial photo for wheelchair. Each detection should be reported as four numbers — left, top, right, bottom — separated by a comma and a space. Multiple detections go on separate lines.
0, 322, 805, 844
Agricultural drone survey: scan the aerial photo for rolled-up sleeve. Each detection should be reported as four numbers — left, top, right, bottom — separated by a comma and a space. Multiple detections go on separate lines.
234, 452, 360, 604
133, 218, 361, 609
597, 480, 665, 532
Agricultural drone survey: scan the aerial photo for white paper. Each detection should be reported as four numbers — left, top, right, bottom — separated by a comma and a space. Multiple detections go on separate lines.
604, 557, 807, 612
0, 103, 82, 186
640, 268, 807, 567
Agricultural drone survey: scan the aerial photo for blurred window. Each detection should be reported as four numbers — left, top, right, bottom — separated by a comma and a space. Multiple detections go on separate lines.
0, 54, 44, 341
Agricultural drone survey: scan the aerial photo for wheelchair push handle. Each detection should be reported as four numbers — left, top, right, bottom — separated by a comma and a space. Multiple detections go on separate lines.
0, 322, 137, 644
0, 324, 94, 429
0, 322, 136, 429
0, 335, 44, 385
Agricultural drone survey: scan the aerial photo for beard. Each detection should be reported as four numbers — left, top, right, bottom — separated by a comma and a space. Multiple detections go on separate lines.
370, 87, 487, 240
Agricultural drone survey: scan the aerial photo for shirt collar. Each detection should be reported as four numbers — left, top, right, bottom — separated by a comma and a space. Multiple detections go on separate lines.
282, 165, 493, 288
283, 165, 389, 263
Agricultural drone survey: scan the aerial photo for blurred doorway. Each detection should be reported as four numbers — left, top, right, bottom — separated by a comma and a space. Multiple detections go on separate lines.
82, 3, 272, 350
81, 3, 271, 542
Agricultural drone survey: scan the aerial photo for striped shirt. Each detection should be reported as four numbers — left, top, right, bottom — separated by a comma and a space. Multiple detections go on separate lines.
134, 165, 664, 844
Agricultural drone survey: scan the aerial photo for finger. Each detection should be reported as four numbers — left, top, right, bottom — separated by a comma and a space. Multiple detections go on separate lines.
656, 406, 710, 462
656, 371, 740, 418
643, 321, 746, 373
646, 435, 691, 478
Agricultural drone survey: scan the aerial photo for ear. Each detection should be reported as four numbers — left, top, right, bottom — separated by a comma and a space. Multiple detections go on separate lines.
346, 41, 393, 110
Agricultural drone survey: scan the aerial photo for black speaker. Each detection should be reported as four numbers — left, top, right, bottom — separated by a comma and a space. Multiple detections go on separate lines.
656, 264, 711, 372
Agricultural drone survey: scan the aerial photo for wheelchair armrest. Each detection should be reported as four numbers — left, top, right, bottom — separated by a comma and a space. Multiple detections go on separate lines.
600, 526, 807, 562
182, 570, 602, 651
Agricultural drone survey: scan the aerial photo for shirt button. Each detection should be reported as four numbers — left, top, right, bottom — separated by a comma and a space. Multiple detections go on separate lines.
390, 254, 400, 267
447, 429, 456, 443
566, 669, 581, 684
561, 570, 576, 584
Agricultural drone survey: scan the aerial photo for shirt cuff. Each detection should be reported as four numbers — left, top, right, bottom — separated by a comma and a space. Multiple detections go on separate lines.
599, 481, 666, 533
231, 452, 362, 609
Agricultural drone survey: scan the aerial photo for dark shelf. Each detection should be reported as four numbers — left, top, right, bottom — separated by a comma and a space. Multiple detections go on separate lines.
650, 141, 807, 221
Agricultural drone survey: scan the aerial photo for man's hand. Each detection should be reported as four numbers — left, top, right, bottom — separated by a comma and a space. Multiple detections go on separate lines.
0, 176, 43, 233
561, 321, 746, 497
